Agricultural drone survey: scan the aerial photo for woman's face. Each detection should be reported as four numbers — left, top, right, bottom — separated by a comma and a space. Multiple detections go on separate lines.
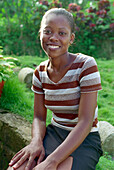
40, 14, 74, 58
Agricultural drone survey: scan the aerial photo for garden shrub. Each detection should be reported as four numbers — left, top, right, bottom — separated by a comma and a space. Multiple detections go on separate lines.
0, 0, 113, 59
68, 0, 114, 59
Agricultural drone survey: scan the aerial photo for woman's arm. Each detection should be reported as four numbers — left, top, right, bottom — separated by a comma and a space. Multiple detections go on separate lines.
9, 93, 47, 169
31, 93, 47, 163
45, 92, 98, 168
32, 93, 47, 143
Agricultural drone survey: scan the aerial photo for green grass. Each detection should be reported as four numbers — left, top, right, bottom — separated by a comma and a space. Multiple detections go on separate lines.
0, 75, 34, 122
97, 59, 114, 125
96, 154, 114, 170
0, 56, 114, 169
7, 55, 48, 69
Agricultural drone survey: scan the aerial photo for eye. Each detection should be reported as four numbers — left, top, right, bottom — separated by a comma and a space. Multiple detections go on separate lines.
43, 29, 52, 34
59, 32, 67, 36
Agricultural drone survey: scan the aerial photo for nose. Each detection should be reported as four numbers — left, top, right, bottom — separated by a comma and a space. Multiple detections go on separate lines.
49, 33, 58, 42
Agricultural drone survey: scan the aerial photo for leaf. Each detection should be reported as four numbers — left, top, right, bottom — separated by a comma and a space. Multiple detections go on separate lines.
23, 8, 27, 13
34, 20, 40, 26
4, 57, 18, 61
109, 37, 114, 40
89, 45, 96, 50
98, 25, 110, 30
1, 8, 5, 14
0, 75, 2, 82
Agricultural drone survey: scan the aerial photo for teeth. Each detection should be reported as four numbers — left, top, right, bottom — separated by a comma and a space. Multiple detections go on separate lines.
48, 45, 59, 49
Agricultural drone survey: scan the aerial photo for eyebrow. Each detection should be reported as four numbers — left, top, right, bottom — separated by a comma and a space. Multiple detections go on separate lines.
43, 26, 68, 30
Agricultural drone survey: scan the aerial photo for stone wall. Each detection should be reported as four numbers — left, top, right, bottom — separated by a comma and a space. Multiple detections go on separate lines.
0, 109, 31, 170
0, 109, 114, 170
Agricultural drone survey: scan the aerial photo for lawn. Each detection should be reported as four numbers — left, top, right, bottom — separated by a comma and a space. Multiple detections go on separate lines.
0, 55, 114, 169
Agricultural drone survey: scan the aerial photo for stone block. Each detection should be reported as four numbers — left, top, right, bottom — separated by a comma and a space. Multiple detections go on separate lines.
18, 67, 34, 88
0, 112, 32, 169
99, 121, 114, 157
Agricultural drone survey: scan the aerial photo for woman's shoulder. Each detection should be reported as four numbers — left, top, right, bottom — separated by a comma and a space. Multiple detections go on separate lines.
74, 53, 97, 68
35, 59, 49, 72
75, 53, 95, 62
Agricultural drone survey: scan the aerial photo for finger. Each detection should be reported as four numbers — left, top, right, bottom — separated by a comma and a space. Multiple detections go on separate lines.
9, 151, 25, 166
37, 151, 45, 164
12, 149, 23, 160
12, 154, 28, 169
25, 156, 36, 170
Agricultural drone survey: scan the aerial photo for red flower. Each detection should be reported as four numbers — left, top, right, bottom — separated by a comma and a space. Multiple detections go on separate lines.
87, 15, 94, 19
98, 0, 110, 11
68, 3, 81, 12
75, 26, 80, 31
76, 12, 84, 18
39, 0, 49, 6
96, 9, 107, 18
110, 23, 114, 29
51, 0, 62, 8
86, 7, 96, 13
97, 9, 107, 15
89, 23, 96, 28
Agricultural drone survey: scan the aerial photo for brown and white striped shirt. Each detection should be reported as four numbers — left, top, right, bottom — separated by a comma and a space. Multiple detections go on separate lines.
32, 53, 102, 132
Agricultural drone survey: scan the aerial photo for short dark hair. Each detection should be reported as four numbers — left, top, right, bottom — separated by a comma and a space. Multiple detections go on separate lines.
40, 8, 75, 33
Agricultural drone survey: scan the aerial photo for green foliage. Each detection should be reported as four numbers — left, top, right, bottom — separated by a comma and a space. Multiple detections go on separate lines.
0, 55, 47, 122
96, 154, 114, 170
97, 59, 114, 125
0, 47, 18, 82
0, 75, 34, 122
68, 0, 113, 59
0, 0, 113, 58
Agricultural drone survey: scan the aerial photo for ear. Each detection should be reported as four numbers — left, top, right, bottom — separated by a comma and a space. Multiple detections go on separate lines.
69, 33, 75, 45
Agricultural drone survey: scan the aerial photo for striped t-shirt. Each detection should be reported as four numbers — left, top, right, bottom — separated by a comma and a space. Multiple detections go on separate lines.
32, 53, 102, 132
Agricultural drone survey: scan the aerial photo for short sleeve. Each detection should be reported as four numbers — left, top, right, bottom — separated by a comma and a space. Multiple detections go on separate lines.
31, 67, 44, 94
79, 57, 102, 93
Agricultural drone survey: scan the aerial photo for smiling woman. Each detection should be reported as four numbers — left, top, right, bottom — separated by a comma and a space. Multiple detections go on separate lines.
8, 8, 103, 170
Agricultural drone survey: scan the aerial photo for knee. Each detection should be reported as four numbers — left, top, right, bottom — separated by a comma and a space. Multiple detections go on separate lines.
7, 166, 13, 170
7, 160, 37, 170
7, 161, 27, 170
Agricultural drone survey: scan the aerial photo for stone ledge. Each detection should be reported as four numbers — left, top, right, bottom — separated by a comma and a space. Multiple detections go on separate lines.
0, 111, 32, 170
0, 112, 31, 150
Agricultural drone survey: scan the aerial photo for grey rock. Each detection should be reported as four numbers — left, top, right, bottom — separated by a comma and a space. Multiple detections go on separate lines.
0, 112, 31, 170
18, 67, 34, 88
99, 121, 114, 157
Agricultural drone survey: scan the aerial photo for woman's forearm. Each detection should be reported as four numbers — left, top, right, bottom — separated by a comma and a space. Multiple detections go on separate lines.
31, 93, 47, 143
31, 117, 46, 142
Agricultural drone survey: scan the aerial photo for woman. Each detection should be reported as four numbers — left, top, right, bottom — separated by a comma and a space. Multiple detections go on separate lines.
8, 8, 102, 170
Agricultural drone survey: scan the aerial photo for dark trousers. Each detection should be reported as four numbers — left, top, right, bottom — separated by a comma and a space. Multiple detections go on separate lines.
43, 124, 103, 170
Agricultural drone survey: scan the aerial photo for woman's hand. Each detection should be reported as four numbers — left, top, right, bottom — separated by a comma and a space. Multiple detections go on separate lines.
9, 138, 45, 169
33, 159, 57, 170
33, 156, 73, 170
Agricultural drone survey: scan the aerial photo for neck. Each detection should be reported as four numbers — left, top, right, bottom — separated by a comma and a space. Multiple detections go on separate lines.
48, 52, 70, 72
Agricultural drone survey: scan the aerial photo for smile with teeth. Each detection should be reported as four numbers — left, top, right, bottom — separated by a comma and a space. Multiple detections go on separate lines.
48, 45, 60, 49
